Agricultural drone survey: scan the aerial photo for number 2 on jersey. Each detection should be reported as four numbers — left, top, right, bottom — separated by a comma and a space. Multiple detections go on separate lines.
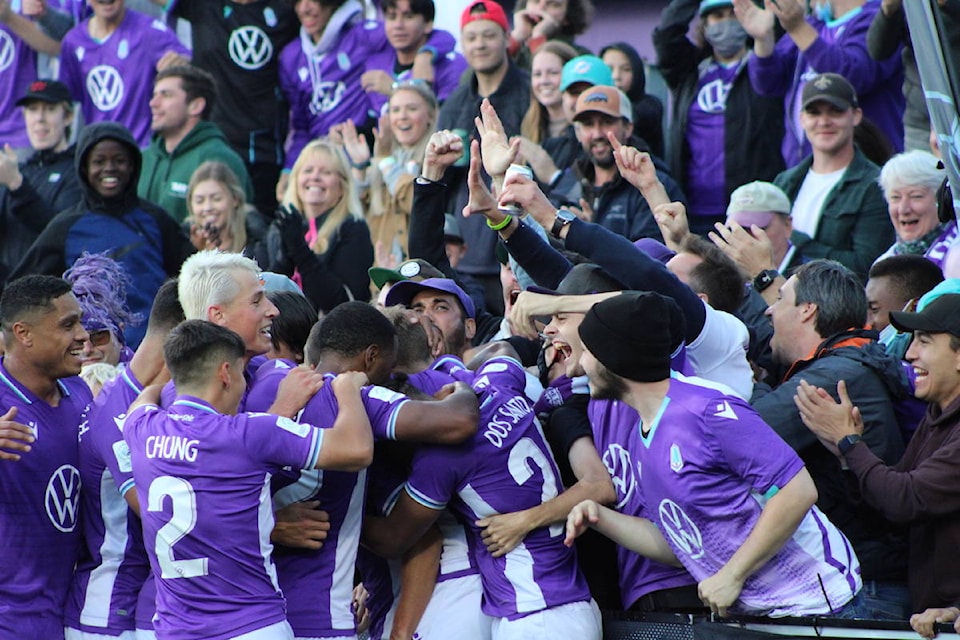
508, 437, 563, 537
148, 476, 210, 579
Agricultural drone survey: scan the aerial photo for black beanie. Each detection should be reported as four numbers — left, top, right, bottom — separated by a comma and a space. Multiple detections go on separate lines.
578, 292, 678, 382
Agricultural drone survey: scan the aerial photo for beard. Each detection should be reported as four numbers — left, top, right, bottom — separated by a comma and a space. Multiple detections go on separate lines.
589, 363, 628, 400
443, 321, 469, 358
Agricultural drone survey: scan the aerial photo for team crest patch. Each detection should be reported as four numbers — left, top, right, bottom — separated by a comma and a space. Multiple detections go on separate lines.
337, 52, 351, 71
264, 7, 278, 27
669, 444, 683, 473
117, 39, 129, 60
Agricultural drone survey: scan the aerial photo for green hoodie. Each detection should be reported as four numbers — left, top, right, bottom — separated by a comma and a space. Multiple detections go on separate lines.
138, 120, 253, 223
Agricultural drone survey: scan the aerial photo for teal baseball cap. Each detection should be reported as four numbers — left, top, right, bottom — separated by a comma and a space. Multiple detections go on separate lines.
699, 0, 733, 15
561, 55, 614, 92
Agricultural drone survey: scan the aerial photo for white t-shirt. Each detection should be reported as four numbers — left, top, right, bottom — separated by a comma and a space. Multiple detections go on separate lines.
686, 300, 753, 401
790, 167, 846, 238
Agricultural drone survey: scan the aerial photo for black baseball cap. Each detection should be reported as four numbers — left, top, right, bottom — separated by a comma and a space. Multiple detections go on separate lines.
889, 294, 960, 337
16, 80, 72, 107
528, 263, 624, 296
801, 73, 859, 111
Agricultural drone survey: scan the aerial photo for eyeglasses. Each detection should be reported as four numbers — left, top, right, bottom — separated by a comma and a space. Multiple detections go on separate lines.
87, 329, 112, 347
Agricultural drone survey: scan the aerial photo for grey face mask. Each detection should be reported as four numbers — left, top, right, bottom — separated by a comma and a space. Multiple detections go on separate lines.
704, 19, 748, 59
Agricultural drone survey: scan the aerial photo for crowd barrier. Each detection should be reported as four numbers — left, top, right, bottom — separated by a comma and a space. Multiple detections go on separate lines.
602, 610, 952, 639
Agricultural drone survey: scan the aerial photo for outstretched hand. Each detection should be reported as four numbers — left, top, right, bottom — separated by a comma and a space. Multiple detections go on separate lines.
708, 220, 776, 279
463, 139, 503, 223
475, 99, 520, 178
610, 133, 670, 209
565, 499, 601, 547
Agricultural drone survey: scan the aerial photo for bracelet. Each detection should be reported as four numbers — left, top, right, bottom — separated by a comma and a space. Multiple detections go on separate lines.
350, 159, 371, 170
417, 45, 438, 63
487, 214, 513, 231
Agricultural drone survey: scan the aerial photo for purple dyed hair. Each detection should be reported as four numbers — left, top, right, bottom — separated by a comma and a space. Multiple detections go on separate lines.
63, 252, 142, 343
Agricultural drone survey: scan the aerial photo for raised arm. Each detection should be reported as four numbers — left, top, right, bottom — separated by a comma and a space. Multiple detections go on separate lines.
393, 381, 479, 444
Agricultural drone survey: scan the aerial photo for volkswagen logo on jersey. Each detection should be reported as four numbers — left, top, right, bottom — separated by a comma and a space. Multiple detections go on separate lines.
658, 499, 704, 560
602, 443, 637, 509
696, 78, 732, 114
228, 26, 273, 70
45, 464, 81, 533
86, 65, 124, 112
0, 29, 15, 72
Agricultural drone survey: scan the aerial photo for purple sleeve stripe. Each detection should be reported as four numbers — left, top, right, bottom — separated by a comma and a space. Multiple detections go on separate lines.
386, 400, 410, 440
118, 478, 135, 497
304, 428, 324, 470
404, 483, 446, 511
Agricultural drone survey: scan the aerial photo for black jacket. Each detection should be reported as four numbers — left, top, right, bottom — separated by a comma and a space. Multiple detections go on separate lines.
0, 144, 81, 282
654, 0, 785, 202
751, 331, 912, 581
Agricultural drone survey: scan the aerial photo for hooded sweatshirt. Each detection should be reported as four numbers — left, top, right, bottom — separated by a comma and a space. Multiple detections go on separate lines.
10, 122, 195, 347
139, 120, 254, 224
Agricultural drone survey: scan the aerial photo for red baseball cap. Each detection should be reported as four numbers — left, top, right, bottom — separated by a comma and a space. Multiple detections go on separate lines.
461, 1, 509, 32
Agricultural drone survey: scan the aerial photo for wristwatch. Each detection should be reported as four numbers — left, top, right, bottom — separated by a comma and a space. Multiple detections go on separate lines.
752, 269, 780, 293
550, 208, 576, 239
836, 434, 862, 456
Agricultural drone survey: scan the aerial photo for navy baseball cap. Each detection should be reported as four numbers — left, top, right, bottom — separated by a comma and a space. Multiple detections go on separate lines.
384, 277, 476, 319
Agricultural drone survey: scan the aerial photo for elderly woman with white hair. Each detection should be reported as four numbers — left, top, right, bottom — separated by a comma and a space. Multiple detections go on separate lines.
876, 150, 957, 270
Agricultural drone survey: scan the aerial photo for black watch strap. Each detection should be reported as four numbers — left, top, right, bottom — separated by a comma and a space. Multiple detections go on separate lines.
753, 269, 780, 293
551, 209, 575, 239
837, 434, 862, 456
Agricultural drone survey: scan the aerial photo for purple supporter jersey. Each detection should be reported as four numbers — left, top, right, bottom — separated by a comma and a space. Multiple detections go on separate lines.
66, 367, 151, 634
0, 15, 37, 149
363, 28, 468, 116
587, 398, 696, 608
636, 372, 861, 617
404, 356, 591, 620
0, 358, 92, 640
684, 59, 745, 220
278, 15, 388, 169
245, 363, 407, 636
59, 9, 191, 147
123, 396, 324, 640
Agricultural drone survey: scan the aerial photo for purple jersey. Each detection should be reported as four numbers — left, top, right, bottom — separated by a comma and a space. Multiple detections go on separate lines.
66, 367, 151, 634
363, 28, 467, 116
404, 357, 591, 620
587, 398, 695, 608
636, 372, 860, 617
0, 358, 92, 640
406, 354, 473, 396
123, 396, 324, 640
279, 11, 388, 169
59, 10, 190, 146
0, 12, 38, 149
245, 364, 407, 636
685, 59, 745, 220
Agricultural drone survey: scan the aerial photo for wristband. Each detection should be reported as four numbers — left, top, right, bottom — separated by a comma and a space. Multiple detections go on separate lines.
487, 214, 513, 231
350, 159, 371, 170
417, 45, 438, 63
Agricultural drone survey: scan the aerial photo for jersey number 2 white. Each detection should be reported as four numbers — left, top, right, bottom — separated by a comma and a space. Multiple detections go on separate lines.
148, 476, 210, 579
508, 437, 563, 537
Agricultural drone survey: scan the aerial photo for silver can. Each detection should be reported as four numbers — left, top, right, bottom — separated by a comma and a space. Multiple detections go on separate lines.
499, 164, 534, 214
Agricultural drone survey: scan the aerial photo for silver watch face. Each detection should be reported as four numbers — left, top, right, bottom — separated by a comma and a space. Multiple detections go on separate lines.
557, 209, 576, 223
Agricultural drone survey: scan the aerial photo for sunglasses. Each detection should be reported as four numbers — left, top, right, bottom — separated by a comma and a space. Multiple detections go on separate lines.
87, 329, 112, 347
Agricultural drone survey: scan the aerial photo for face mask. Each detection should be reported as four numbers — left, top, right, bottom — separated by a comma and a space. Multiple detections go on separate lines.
811, 0, 833, 22
704, 19, 748, 59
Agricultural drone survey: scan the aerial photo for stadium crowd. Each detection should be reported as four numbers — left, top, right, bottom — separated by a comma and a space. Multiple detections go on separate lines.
4, 0, 960, 639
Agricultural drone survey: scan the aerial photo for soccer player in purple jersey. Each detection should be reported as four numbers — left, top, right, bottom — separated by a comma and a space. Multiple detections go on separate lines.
364, 348, 602, 640
0, 275, 94, 640
176, 251, 324, 419
65, 279, 184, 640
59, 0, 190, 146
566, 291, 862, 618
245, 301, 479, 640
125, 320, 374, 640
